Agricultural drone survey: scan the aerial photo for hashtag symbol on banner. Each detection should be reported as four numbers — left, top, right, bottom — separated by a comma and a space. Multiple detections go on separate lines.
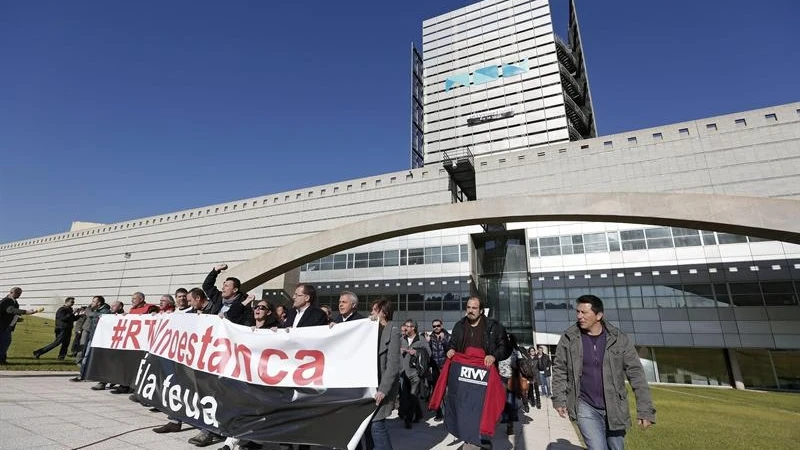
110, 320, 127, 349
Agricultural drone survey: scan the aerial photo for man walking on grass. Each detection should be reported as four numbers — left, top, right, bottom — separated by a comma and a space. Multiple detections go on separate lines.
552, 295, 656, 450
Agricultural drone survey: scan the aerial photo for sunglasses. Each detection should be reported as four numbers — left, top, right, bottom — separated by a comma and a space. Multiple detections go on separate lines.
433, 324, 442, 328
254, 306, 269, 311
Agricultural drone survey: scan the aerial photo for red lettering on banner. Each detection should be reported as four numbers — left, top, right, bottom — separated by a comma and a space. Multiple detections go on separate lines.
177, 333, 189, 364
197, 327, 214, 371
123, 320, 141, 349
187, 333, 198, 365
208, 338, 232, 373
156, 329, 173, 356
293, 350, 324, 386
257, 349, 289, 384
231, 344, 252, 381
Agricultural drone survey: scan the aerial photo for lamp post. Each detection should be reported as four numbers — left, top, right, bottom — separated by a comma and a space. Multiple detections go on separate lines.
116, 252, 132, 302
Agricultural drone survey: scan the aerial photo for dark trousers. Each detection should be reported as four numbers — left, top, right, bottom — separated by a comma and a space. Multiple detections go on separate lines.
70, 332, 82, 355
35, 328, 72, 358
399, 374, 423, 422
0, 327, 12, 363
528, 380, 541, 408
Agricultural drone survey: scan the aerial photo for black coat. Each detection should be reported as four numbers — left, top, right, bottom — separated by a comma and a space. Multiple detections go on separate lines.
202, 269, 251, 325
285, 306, 329, 328
54, 305, 78, 330
448, 315, 511, 364
333, 310, 365, 323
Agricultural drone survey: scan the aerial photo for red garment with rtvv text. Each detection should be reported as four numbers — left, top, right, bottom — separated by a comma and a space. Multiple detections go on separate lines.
429, 347, 505, 444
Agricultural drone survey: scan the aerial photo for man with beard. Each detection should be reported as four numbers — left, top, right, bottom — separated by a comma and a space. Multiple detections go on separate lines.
428, 318, 450, 421
445, 296, 511, 450
552, 295, 655, 450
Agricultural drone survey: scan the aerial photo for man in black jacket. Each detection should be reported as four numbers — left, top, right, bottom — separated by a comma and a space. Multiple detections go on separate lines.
203, 264, 251, 326
1, 287, 40, 365
286, 283, 328, 328
446, 296, 511, 367
280, 283, 328, 450
333, 291, 365, 323
34, 297, 77, 359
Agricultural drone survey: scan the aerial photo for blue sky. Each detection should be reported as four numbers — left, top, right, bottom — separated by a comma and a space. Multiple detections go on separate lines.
1, 0, 798, 243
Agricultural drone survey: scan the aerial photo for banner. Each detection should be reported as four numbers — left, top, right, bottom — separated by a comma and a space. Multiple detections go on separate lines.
87, 314, 379, 449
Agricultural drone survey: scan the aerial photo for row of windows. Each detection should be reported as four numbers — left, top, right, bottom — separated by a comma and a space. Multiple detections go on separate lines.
300, 245, 470, 271
529, 227, 768, 257
3, 172, 436, 249
599, 112, 785, 148
317, 293, 472, 313
534, 281, 800, 310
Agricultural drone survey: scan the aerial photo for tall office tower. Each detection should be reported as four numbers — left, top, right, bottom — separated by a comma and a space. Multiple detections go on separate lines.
412, 0, 596, 166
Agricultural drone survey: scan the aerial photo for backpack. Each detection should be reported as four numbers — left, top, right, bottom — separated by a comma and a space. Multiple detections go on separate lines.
518, 354, 536, 379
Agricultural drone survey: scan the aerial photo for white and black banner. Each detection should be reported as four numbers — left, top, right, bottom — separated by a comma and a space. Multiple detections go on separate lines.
87, 314, 379, 449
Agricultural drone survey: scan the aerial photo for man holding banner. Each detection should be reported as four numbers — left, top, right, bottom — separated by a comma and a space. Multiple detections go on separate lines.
88, 286, 381, 450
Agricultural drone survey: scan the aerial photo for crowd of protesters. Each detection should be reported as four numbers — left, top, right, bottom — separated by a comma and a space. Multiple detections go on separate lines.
2, 268, 654, 450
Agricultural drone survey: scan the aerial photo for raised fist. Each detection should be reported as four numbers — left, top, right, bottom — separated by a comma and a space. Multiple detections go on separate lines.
214, 263, 228, 272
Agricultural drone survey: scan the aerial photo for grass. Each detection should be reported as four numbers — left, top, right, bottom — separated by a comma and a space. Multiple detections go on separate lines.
624, 385, 800, 450
1, 316, 78, 371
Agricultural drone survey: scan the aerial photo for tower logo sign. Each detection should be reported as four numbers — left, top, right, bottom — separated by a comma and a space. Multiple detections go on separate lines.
444, 59, 529, 92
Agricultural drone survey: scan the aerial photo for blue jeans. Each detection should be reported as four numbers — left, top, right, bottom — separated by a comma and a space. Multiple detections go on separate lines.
539, 372, 552, 396
371, 418, 393, 450
577, 398, 626, 450
0, 327, 12, 363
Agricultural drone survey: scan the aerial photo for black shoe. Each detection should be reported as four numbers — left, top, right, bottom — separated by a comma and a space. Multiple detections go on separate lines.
149, 407, 161, 412
110, 386, 131, 394
536, 403, 542, 409
189, 431, 222, 447
33, 351, 41, 359
153, 422, 182, 433
57, 355, 65, 360
90, 382, 106, 390
217, 446, 231, 450
69, 376, 82, 382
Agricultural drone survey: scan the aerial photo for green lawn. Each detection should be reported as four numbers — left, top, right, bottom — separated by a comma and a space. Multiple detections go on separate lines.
1, 316, 78, 371
625, 385, 800, 450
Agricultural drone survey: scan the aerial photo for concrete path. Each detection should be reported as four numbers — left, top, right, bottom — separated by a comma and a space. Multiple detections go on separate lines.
0, 372, 582, 450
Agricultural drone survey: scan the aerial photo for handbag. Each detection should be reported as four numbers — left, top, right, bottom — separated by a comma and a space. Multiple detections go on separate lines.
506, 375, 529, 394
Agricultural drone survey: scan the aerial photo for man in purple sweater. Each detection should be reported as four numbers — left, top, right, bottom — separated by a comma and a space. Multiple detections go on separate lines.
552, 295, 656, 450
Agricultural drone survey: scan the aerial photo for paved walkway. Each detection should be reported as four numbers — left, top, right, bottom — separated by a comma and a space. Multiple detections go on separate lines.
0, 372, 582, 450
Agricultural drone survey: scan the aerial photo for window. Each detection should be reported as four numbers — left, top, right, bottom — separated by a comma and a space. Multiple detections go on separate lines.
706, 123, 717, 130
652, 132, 663, 140
627, 137, 637, 144
671, 227, 702, 247
383, 250, 399, 266
424, 247, 442, 264
580, 144, 589, 149
460, 244, 469, 262
560, 235, 584, 254
353, 252, 369, 268
603, 141, 613, 148
717, 233, 748, 244
333, 254, 347, 270
678, 128, 689, 136
539, 236, 561, 256
764, 113, 777, 122
529, 238, 539, 257
583, 233, 608, 253
537, 152, 545, 157
368, 251, 384, 268
319, 256, 334, 271
407, 248, 424, 265
361, 182, 367, 188
645, 227, 673, 248
620, 229, 647, 251
607, 232, 621, 251
442, 245, 460, 263
735, 118, 747, 127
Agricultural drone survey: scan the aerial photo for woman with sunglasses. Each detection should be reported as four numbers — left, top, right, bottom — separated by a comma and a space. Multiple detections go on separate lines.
252, 300, 279, 329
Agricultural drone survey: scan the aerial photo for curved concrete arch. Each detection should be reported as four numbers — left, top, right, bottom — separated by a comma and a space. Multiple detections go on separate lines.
231, 192, 800, 291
